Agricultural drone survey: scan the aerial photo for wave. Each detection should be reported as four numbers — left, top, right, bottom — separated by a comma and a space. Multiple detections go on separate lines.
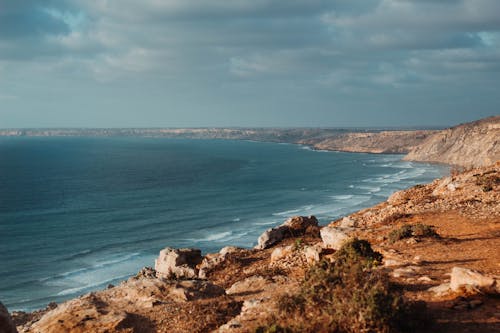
56, 274, 131, 296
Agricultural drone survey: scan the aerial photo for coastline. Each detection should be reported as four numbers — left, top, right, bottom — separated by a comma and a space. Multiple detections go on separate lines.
10, 161, 499, 332
0, 139, 447, 313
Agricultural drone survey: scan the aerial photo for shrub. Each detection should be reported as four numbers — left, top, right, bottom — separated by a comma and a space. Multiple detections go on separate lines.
388, 224, 438, 243
474, 173, 499, 192
274, 239, 426, 333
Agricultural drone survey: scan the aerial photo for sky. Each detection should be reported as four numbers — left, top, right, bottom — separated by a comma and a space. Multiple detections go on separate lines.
0, 0, 499, 128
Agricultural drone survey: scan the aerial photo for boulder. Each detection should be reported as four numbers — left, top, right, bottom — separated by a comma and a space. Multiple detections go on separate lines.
320, 227, 351, 250
155, 247, 202, 279
450, 267, 497, 293
255, 225, 288, 250
0, 301, 17, 333
303, 244, 322, 264
255, 216, 320, 250
283, 216, 318, 233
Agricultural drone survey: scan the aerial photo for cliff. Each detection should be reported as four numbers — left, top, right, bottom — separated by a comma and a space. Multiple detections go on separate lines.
299, 130, 435, 154
10, 162, 500, 332
404, 116, 500, 168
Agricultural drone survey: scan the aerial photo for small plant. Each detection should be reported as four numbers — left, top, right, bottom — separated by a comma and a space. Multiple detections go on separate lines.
293, 238, 303, 251
388, 224, 438, 243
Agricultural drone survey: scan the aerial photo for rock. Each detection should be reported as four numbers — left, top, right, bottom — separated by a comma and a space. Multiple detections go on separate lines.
339, 216, 358, 228
170, 280, 225, 301
255, 225, 288, 250
283, 216, 318, 233
0, 301, 18, 333
255, 216, 320, 249
450, 267, 497, 293
30, 294, 131, 333
428, 283, 451, 296
270, 246, 294, 263
226, 276, 269, 295
198, 253, 224, 279
418, 276, 433, 282
383, 259, 404, 267
391, 266, 420, 278
320, 226, 351, 250
219, 246, 241, 257
303, 244, 322, 264
155, 247, 202, 279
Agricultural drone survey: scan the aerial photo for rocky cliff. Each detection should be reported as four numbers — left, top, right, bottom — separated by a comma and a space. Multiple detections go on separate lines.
299, 130, 435, 154
404, 116, 499, 168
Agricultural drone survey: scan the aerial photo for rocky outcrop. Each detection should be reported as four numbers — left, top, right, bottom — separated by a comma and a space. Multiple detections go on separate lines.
0, 302, 17, 333
155, 247, 202, 279
255, 216, 318, 249
404, 116, 500, 168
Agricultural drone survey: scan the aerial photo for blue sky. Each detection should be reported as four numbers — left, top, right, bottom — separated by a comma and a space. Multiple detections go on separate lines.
0, 0, 499, 128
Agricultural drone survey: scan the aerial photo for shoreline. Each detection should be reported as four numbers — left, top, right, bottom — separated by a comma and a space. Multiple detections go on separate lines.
10, 161, 499, 332
1, 141, 447, 313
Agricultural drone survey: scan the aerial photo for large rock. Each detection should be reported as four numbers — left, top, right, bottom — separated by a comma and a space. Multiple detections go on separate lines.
320, 227, 351, 250
255, 216, 319, 250
0, 302, 17, 333
283, 216, 318, 233
255, 225, 289, 250
270, 246, 294, 263
155, 247, 202, 279
450, 267, 497, 293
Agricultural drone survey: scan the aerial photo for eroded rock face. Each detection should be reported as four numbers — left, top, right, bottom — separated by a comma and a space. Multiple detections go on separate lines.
155, 247, 202, 279
0, 301, 17, 333
320, 227, 351, 250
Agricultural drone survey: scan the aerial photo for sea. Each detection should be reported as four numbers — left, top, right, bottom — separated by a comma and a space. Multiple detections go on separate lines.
0, 137, 448, 311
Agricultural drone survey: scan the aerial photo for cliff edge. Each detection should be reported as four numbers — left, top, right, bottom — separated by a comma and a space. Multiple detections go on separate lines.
404, 116, 499, 168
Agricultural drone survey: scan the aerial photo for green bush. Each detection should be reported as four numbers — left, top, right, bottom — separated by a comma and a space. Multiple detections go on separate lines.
273, 239, 425, 333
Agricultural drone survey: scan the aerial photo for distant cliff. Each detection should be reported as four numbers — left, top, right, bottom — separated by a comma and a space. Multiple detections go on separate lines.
404, 116, 500, 168
299, 130, 436, 154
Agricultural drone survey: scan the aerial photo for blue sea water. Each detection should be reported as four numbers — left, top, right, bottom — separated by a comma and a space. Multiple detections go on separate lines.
0, 137, 447, 311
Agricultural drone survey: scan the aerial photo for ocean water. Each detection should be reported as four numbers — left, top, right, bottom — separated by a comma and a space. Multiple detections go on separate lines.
0, 137, 447, 311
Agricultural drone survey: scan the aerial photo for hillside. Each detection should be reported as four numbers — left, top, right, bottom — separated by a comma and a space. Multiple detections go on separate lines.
6, 162, 499, 333
404, 116, 499, 168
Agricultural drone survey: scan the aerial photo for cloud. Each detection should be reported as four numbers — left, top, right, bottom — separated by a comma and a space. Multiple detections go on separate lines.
0, 0, 498, 127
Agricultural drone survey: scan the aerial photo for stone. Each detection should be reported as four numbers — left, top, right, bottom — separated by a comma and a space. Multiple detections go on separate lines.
320, 226, 351, 250
155, 247, 202, 279
283, 216, 318, 233
255, 225, 288, 250
270, 246, 294, 263
391, 266, 420, 278
0, 301, 18, 333
219, 246, 241, 257
226, 276, 269, 296
303, 244, 322, 264
255, 216, 320, 249
428, 283, 451, 296
450, 267, 496, 293
339, 216, 358, 228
